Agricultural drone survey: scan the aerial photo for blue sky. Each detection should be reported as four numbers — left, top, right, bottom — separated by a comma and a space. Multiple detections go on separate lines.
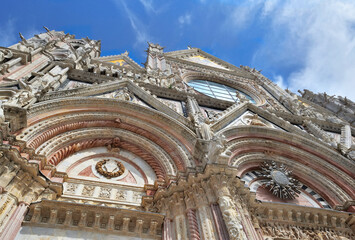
1, 0, 355, 100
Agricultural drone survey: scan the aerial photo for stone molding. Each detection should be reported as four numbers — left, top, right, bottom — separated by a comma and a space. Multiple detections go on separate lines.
23, 200, 163, 239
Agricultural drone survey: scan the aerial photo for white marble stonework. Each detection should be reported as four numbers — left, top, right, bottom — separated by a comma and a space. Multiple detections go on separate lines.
56, 147, 156, 186
15, 226, 153, 240
220, 110, 280, 131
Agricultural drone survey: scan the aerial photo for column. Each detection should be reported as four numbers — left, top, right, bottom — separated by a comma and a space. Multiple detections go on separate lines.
184, 190, 201, 240
192, 185, 216, 240
163, 218, 173, 240
210, 175, 248, 240
170, 192, 188, 240
0, 202, 28, 240
211, 203, 229, 240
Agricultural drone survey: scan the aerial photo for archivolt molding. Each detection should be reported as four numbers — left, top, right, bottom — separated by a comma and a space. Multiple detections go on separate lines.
233, 152, 351, 206
39, 78, 128, 101
26, 97, 196, 143
17, 112, 194, 169
226, 138, 354, 201
222, 126, 354, 175
228, 138, 354, 184
37, 127, 178, 177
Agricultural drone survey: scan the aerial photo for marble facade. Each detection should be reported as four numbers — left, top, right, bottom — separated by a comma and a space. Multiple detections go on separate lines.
0, 29, 353, 239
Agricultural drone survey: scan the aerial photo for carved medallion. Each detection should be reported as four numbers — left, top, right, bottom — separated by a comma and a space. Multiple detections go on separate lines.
95, 159, 125, 179
260, 161, 301, 199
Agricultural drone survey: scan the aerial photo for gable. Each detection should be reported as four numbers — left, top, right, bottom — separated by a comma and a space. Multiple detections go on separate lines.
222, 110, 281, 130
165, 48, 240, 72
96, 52, 144, 71
184, 55, 229, 70
58, 79, 92, 90
108, 58, 130, 67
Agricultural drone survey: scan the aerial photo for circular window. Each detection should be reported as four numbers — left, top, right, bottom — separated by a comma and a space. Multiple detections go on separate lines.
188, 80, 255, 104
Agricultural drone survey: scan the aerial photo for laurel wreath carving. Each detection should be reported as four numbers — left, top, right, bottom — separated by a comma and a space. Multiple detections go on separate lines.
95, 159, 125, 179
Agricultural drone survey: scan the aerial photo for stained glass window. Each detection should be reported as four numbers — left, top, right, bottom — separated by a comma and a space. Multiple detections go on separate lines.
188, 80, 255, 104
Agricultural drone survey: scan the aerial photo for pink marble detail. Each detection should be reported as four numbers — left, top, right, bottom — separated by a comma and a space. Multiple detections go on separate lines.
256, 186, 316, 207
0, 202, 28, 240
186, 208, 201, 240
163, 218, 173, 240
210, 203, 229, 240
118, 171, 137, 184
78, 165, 97, 178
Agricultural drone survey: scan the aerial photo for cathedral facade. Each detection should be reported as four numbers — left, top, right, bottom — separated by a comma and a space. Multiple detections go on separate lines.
0, 29, 354, 240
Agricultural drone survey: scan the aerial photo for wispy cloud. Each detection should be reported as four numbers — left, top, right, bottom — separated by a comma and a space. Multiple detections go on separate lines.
139, 0, 156, 14
178, 13, 191, 26
227, 0, 355, 100
0, 19, 17, 47
113, 0, 152, 48
0, 18, 42, 48
274, 75, 286, 90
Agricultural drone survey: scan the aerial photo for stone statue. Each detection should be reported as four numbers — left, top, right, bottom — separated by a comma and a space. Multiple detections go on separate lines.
194, 114, 214, 140
114, 87, 132, 101
246, 114, 266, 126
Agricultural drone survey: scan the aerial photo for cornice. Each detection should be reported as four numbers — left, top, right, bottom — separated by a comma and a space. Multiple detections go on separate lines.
24, 200, 163, 239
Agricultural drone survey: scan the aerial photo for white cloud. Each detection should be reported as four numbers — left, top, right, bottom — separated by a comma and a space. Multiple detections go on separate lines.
139, 0, 155, 13
178, 13, 191, 26
282, 1, 355, 101
274, 75, 286, 90
228, 0, 355, 101
0, 19, 17, 47
0, 19, 42, 48
23, 27, 42, 39
113, 0, 152, 47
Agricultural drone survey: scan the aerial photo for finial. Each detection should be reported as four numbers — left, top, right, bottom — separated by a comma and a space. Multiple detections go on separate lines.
19, 32, 27, 43
43, 26, 54, 38
43, 26, 50, 32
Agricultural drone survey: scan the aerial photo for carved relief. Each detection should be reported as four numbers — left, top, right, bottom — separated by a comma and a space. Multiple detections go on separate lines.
261, 223, 354, 240
99, 187, 111, 198
116, 190, 126, 200
82, 185, 95, 197
65, 183, 77, 194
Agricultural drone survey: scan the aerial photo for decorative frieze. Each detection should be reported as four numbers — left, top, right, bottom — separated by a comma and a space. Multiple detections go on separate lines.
63, 181, 144, 206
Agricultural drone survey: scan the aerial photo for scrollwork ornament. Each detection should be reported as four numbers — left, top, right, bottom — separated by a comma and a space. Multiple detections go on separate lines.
95, 159, 125, 179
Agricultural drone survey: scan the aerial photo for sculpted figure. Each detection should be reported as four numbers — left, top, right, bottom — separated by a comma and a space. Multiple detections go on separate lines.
246, 114, 266, 126
194, 115, 213, 140
218, 195, 247, 240
114, 87, 132, 101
